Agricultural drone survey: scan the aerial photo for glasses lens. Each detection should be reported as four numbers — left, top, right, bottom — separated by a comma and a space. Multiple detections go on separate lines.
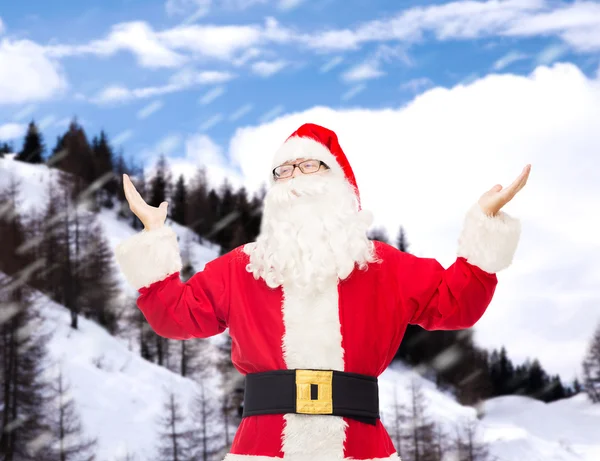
300, 160, 320, 173
275, 165, 293, 178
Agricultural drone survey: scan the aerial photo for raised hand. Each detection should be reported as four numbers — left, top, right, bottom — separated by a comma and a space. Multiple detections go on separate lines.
123, 174, 168, 231
478, 164, 531, 217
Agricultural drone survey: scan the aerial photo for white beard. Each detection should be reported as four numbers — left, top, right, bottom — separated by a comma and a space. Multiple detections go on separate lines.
243, 171, 381, 292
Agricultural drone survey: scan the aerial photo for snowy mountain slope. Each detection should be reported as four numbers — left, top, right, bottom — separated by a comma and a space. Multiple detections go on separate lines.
35, 288, 224, 461
2, 155, 600, 461
380, 362, 600, 461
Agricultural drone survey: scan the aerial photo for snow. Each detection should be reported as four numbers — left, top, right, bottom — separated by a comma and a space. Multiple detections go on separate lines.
2, 155, 600, 460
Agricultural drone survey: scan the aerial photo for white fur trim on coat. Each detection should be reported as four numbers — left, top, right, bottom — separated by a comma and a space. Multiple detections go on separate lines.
280, 280, 347, 458
271, 136, 346, 183
457, 203, 521, 273
114, 225, 182, 290
223, 453, 401, 461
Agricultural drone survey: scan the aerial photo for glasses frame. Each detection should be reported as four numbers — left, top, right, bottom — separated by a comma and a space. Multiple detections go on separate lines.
273, 159, 329, 180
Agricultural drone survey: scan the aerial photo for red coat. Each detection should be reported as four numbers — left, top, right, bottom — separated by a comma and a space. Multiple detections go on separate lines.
115, 203, 520, 461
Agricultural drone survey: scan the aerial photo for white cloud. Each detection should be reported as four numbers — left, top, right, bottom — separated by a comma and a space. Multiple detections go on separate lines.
0, 123, 26, 140
227, 61, 600, 382
301, 0, 600, 53
493, 50, 529, 70
91, 69, 235, 104
0, 18, 5, 35
199, 114, 223, 132
137, 100, 164, 119
47, 17, 291, 68
165, 0, 269, 21
47, 22, 187, 69
12, 104, 37, 122
341, 83, 366, 101
342, 61, 385, 82
168, 133, 244, 190
400, 77, 433, 93
535, 43, 569, 66
258, 104, 284, 123
0, 39, 67, 105
38, 115, 57, 130
229, 103, 253, 121
320, 56, 344, 73
33, 0, 600, 83
199, 86, 226, 105
251, 60, 287, 77
278, 0, 303, 10
112, 130, 134, 145
154, 134, 182, 155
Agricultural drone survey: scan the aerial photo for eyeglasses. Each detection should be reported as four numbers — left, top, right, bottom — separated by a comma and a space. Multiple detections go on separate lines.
273, 159, 329, 179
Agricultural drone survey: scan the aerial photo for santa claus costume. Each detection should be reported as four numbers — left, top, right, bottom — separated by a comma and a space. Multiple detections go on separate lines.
115, 123, 521, 461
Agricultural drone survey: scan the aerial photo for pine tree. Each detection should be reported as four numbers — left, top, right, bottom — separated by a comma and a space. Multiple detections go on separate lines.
367, 226, 390, 244
129, 172, 147, 231
488, 346, 516, 396
0, 280, 54, 461
0, 176, 34, 277
43, 364, 97, 461
0, 142, 14, 156
525, 358, 548, 398
395, 225, 410, 252
171, 175, 187, 226
148, 154, 171, 210
582, 321, 600, 403
186, 166, 211, 239
91, 130, 117, 205
154, 390, 193, 461
214, 180, 240, 254
79, 220, 121, 334
48, 119, 97, 205
16, 121, 45, 164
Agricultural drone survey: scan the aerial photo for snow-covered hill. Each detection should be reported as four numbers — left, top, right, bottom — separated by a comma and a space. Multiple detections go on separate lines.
1, 155, 599, 461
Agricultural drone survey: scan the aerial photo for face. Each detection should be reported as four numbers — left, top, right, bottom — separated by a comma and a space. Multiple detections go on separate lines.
274, 157, 329, 181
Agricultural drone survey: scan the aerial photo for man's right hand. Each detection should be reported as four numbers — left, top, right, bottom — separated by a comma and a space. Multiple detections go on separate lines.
123, 174, 168, 231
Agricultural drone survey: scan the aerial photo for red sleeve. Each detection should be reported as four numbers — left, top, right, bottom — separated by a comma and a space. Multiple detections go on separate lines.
395, 202, 522, 330
397, 251, 498, 331
136, 254, 231, 340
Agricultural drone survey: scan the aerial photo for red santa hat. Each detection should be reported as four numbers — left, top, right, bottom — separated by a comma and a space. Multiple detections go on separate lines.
271, 123, 362, 210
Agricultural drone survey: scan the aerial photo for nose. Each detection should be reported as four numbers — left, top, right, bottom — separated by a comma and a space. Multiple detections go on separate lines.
291, 165, 302, 178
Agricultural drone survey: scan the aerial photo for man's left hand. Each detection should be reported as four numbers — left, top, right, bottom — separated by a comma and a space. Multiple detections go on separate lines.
478, 164, 531, 217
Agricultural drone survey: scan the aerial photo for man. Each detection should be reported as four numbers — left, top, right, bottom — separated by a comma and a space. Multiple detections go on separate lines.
115, 123, 529, 460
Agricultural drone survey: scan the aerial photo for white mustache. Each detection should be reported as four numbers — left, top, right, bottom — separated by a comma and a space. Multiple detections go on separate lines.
272, 174, 332, 200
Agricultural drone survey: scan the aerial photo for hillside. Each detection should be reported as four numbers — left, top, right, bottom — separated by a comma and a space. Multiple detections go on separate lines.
1, 155, 599, 461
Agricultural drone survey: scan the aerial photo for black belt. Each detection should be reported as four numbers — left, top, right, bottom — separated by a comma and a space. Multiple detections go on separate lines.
242, 369, 380, 425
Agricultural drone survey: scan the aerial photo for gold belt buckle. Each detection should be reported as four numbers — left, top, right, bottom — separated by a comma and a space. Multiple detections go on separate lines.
295, 369, 333, 415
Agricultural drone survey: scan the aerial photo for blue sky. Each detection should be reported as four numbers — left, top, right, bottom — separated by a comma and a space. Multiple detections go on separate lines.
1, 0, 600, 383
1, 0, 599, 173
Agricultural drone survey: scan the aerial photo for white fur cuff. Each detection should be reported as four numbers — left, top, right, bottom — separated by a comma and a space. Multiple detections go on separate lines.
457, 203, 521, 274
114, 226, 182, 290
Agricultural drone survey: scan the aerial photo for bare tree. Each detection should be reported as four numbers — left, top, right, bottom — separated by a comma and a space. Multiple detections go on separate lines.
154, 390, 193, 461
583, 321, 600, 403
43, 363, 97, 461
453, 418, 494, 461
189, 379, 222, 461
402, 378, 438, 461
